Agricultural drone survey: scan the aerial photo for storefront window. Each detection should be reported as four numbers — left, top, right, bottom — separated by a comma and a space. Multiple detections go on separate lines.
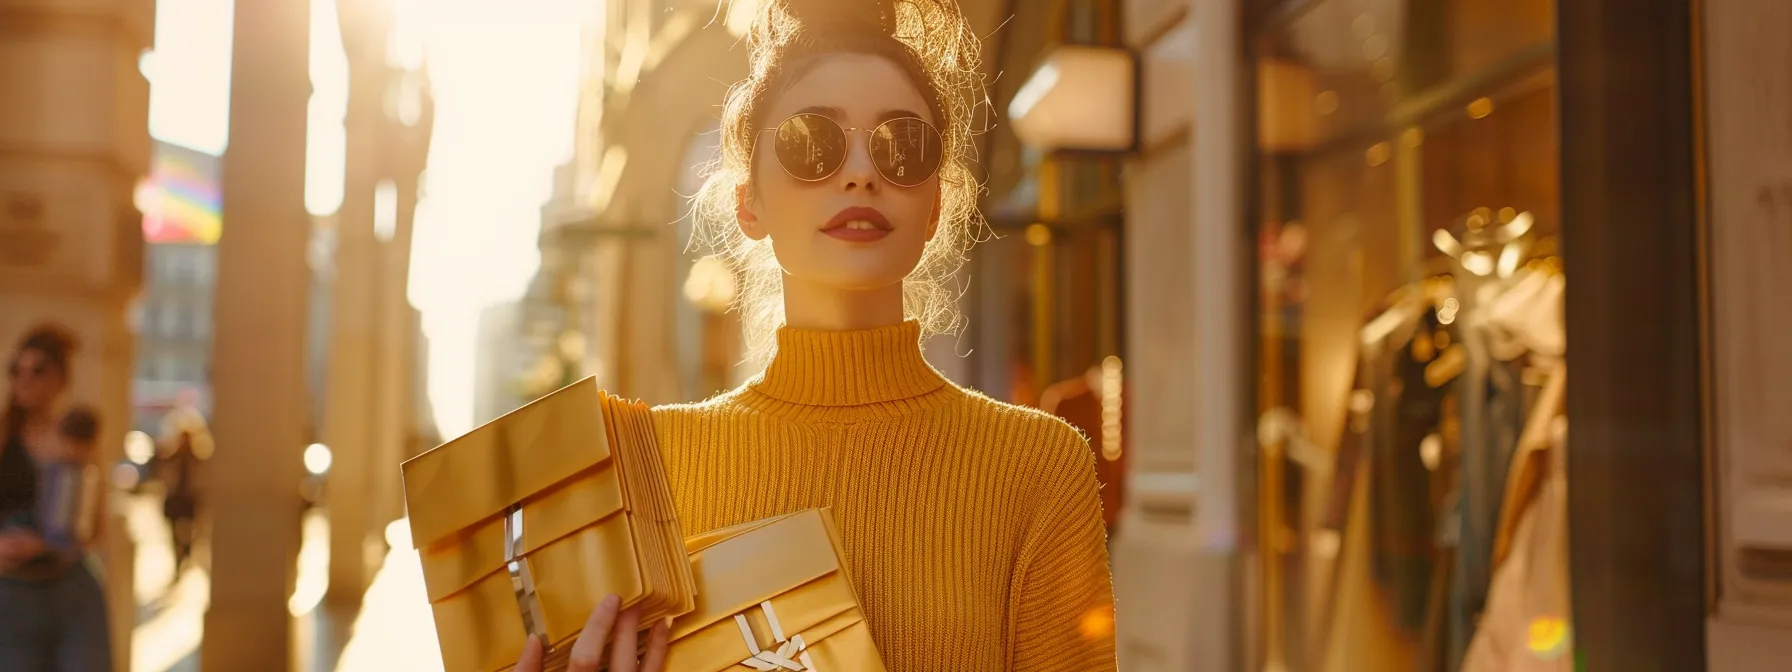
1251, 0, 1566, 669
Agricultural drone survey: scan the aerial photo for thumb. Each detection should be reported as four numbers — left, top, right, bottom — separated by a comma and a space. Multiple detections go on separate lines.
515, 635, 544, 672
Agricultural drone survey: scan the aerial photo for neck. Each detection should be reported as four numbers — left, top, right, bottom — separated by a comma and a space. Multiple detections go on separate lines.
22, 408, 54, 432
5, 402, 52, 441
754, 319, 948, 407
781, 276, 906, 332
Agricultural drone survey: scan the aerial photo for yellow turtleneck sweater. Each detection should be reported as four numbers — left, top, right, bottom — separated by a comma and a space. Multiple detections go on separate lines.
652, 321, 1117, 671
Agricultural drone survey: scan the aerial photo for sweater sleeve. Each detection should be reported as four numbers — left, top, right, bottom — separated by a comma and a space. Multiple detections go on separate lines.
1007, 432, 1118, 671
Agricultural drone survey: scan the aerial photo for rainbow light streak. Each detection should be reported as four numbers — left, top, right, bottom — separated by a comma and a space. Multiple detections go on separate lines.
139, 143, 223, 245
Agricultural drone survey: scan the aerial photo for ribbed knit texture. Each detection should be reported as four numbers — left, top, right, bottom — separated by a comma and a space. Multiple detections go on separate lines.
653, 321, 1117, 671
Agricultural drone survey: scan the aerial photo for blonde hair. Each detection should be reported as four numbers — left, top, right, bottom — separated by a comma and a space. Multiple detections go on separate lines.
689, 0, 988, 367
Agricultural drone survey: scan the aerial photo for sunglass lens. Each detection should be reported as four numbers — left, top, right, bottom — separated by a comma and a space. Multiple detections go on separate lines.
774, 114, 847, 181
871, 118, 943, 187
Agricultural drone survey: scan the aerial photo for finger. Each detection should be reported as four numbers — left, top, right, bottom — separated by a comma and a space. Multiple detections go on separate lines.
567, 594, 622, 672
639, 618, 672, 672
514, 634, 543, 672
608, 606, 644, 672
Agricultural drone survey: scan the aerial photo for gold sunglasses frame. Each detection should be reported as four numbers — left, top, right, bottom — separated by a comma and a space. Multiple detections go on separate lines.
754, 113, 943, 187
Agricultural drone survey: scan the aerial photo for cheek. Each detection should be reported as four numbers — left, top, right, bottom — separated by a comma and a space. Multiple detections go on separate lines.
754, 178, 816, 235
12, 381, 45, 405
897, 185, 941, 235
751, 158, 810, 224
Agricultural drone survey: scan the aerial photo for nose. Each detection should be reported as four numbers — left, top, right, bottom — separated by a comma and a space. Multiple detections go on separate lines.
837, 130, 880, 193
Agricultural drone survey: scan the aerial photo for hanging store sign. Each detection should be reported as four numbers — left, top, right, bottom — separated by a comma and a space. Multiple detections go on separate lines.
1009, 45, 1138, 153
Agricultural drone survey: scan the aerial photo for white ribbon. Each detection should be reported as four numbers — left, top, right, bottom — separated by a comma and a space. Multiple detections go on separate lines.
504, 505, 549, 648
734, 601, 817, 671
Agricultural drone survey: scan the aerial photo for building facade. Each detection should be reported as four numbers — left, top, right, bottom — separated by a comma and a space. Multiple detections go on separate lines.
133, 240, 218, 432
0, 2, 155, 668
318, 0, 436, 604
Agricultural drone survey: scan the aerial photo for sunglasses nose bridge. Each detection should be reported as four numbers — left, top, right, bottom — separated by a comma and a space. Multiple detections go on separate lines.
835, 127, 882, 189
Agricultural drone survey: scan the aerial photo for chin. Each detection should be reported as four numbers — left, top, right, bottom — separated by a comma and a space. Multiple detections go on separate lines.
821, 273, 909, 293
799, 263, 911, 292
800, 250, 921, 287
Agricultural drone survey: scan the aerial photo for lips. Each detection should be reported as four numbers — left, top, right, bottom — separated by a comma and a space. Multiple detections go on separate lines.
822, 206, 892, 243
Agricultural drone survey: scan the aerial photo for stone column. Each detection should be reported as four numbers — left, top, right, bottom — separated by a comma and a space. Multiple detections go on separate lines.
1185, 0, 1250, 666
322, 0, 387, 604
0, 3, 153, 669
366, 150, 418, 562
201, 0, 311, 668
1112, 0, 1248, 669
371, 67, 429, 544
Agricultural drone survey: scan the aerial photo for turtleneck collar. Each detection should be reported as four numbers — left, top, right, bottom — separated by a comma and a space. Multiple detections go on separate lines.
752, 320, 949, 407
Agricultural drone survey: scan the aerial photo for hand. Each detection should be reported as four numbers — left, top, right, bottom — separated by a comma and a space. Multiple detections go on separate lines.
514, 594, 671, 672
0, 530, 45, 571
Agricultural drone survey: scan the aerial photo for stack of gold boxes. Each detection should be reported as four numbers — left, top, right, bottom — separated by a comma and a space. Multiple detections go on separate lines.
402, 378, 885, 671
403, 379, 695, 671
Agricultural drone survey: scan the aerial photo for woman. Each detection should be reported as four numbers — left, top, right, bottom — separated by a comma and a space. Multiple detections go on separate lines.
159, 428, 204, 576
518, 1, 1117, 670
0, 325, 113, 671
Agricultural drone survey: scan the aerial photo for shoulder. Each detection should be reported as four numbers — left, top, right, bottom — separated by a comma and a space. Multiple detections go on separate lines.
948, 385, 1095, 472
648, 385, 767, 439
650, 384, 754, 420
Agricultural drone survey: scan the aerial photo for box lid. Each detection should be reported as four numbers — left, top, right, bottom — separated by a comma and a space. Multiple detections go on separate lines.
667, 509, 880, 672
402, 377, 613, 551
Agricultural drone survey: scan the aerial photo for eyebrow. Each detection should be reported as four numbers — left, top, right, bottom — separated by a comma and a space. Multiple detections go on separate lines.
878, 109, 925, 125
792, 106, 928, 126
795, 105, 844, 119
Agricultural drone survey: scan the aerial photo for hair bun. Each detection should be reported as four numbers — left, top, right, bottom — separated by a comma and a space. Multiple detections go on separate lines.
777, 0, 897, 37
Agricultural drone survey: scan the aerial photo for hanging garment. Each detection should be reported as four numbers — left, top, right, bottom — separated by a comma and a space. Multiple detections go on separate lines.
1371, 311, 1452, 633
1315, 284, 1467, 672
1463, 369, 1570, 672
1450, 266, 1565, 670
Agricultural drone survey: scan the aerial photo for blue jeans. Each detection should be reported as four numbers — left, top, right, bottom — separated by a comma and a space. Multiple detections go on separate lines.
0, 558, 113, 672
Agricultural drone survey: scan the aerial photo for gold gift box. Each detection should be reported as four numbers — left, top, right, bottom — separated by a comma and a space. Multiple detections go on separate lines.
665, 508, 886, 672
402, 378, 696, 672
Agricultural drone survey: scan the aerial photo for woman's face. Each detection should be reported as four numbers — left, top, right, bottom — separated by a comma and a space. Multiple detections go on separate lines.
9, 348, 65, 412
740, 53, 941, 292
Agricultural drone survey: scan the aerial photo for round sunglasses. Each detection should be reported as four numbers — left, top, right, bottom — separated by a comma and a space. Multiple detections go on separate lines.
759, 113, 944, 188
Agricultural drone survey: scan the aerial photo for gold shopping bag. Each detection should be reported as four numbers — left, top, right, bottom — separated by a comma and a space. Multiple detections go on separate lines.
402, 377, 696, 672
665, 508, 886, 672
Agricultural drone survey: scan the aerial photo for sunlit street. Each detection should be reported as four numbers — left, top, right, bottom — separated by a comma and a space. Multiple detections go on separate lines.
0, 0, 1774, 670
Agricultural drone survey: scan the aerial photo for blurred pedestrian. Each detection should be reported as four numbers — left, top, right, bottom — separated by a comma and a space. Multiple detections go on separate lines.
157, 422, 207, 576
0, 325, 113, 671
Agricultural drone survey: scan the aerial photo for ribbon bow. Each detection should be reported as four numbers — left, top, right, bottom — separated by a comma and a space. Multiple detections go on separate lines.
735, 601, 817, 671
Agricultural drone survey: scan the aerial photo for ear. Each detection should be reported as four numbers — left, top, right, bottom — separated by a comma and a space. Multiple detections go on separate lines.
736, 182, 767, 241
